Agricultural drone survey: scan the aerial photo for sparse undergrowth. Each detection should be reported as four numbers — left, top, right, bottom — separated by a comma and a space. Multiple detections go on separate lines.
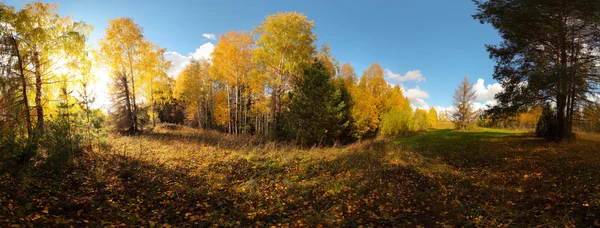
1, 125, 600, 227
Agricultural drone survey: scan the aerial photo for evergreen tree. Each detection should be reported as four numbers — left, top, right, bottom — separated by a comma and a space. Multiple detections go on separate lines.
284, 61, 351, 146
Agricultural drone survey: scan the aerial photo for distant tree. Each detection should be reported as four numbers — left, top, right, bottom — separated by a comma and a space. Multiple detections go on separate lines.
452, 76, 478, 130
428, 107, 437, 129
380, 106, 412, 136
379, 85, 413, 136
474, 0, 600, 141
284, 60, 351, 146
157, 98, 185, 125
413, 109, 429, 131
581, 102, 600, 133
517, 106, 542, 129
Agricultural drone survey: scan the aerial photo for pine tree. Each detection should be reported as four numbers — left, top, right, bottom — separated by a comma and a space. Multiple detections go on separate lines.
284, 60, 351, 146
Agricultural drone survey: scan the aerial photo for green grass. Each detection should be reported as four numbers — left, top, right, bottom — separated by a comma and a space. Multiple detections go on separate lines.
1, 125, 600, 227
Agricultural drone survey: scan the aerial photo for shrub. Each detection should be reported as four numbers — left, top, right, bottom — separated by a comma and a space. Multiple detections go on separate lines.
0, 126, 37, 166
40, 119, 83, 166
380, 107, 412, 136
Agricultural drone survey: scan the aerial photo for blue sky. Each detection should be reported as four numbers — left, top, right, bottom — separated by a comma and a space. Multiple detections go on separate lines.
5, 0, 505, 112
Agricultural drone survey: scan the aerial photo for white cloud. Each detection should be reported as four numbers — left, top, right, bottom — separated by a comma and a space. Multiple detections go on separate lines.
474, 78, 503, 102
385, 69, 425, 83
430, 100, 495, 120
433, 105, 453, 114
472, 100, 497, 111
587, 93, 600, 102
401, 85, 430, 109
202, 33, 216, 40
164, 42, 215, 79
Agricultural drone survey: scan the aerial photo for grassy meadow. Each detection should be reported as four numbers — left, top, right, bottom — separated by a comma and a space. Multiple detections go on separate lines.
2, 124, 600, 227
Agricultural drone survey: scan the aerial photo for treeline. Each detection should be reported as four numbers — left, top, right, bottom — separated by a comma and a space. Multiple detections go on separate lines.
0, 0, 443, 165
166, 13, 439, 145
480, 106, 542, 129
480, 101, 600, 134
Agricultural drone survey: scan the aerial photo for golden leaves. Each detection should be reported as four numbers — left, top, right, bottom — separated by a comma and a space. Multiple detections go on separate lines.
253, 12, 316, 90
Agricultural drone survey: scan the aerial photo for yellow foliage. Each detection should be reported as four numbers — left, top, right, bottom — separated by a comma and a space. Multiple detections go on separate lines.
214, 89, 230, 127
428, 107, 437, 129
252, 12, 316, 119
173, 59, 212, 124
361, 63, 389, 113
350, 85, 379, 138
517, 105, 542, 128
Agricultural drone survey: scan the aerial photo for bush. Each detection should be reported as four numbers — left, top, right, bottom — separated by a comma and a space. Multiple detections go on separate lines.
380, 107, 412, 136
0, 126, 37, 166
40, 119, 84, 166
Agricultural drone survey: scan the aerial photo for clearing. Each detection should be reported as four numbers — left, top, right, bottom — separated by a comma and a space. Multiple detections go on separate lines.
2, 126, 600, 227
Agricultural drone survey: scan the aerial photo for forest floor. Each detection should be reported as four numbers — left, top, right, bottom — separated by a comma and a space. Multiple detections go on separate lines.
2, 125, 600, 227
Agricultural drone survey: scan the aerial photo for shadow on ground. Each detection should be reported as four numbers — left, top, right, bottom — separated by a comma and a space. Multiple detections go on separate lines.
1, 128, 599, 227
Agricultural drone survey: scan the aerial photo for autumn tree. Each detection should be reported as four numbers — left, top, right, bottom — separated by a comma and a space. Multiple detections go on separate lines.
581, 102, 600, 132
0, 2, 96, 165
99, 18, 144, 132
6, 2, 91, 132
138, 40, 172, 128
338, 62, 358, 89
362, 63, 389, 113
337, 62, 377, 139
210, 31, 253, 134
353, 76, 379, 138
253, 12, 316, 137
379, 85, 413, 136
452, 76, 478, 130
380, 108, 411, 137
428, 107, 437, 129
474, 0, 600, 141
517, 106, 542, 129
413, 109, 429, 131
0, 4, 32, 137
174, 59, 213, 128
99, 18, 168, 132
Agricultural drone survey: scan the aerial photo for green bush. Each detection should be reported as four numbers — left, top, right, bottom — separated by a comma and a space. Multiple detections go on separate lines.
380, 107, 412, 136
0, 126, 37, 166
40, 119, 84, 166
